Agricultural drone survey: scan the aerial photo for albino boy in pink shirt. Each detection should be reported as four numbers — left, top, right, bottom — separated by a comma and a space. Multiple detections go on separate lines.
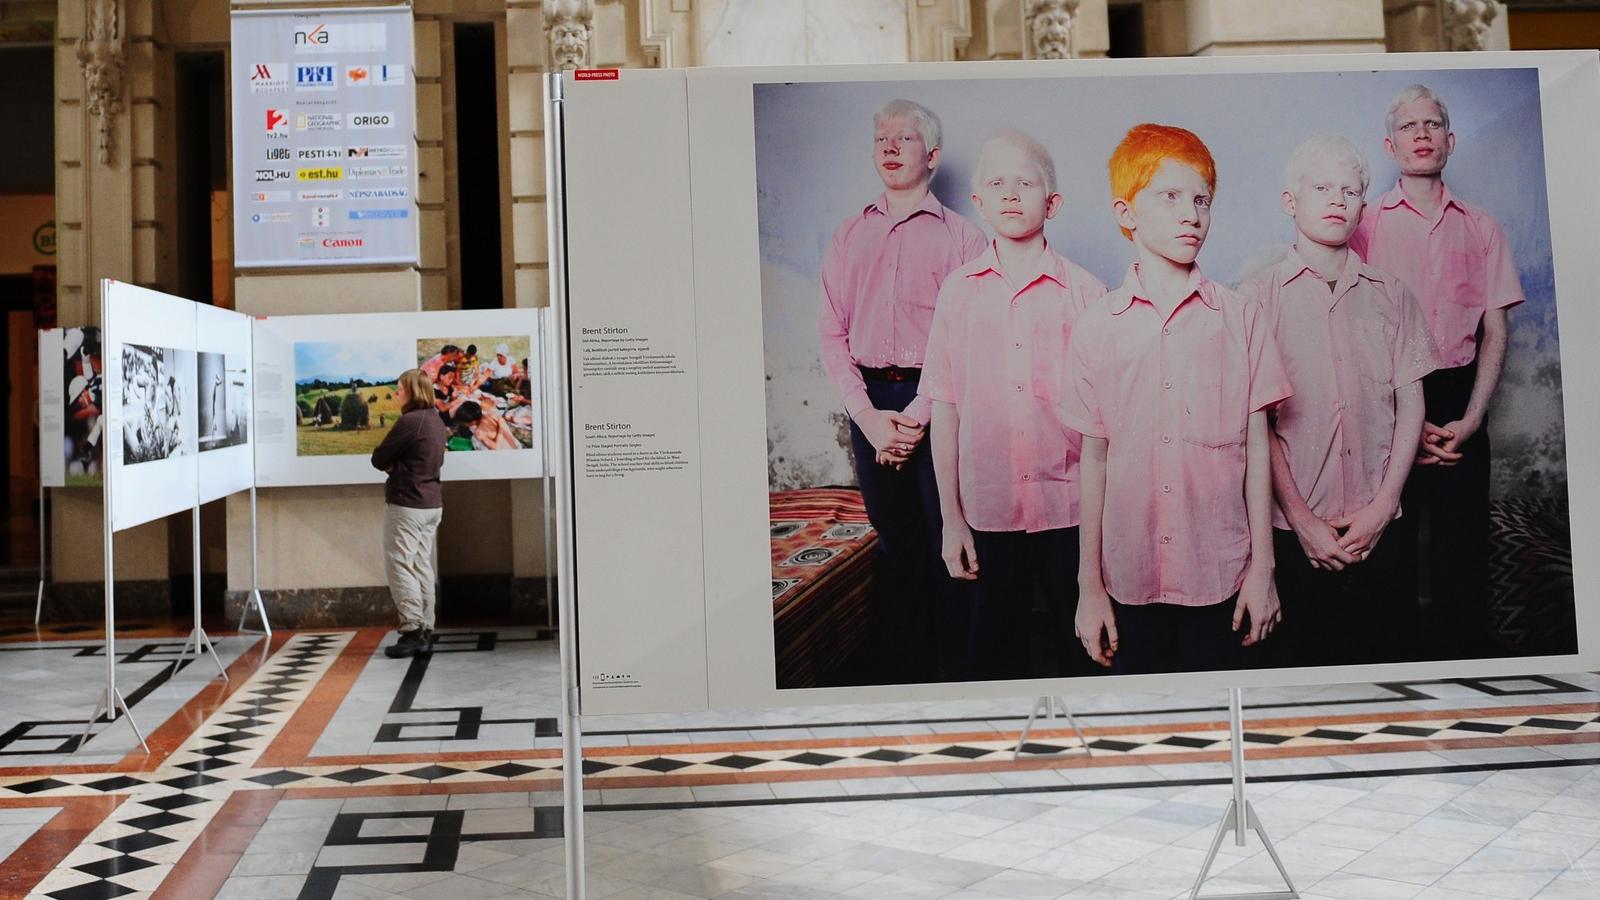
919, 130, 1108, 680
1059, 124, 1291, 674
1349, 85, 1524, 660
817, 99, 987, 682
1241, 134, 1441, 667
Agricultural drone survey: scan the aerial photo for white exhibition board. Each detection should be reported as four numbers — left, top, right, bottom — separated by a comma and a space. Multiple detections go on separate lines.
230, 5, 419, 268
38, 329, 64, 489
252, 307, 545, 487
103, 282, 199, 532
559, 52, 1600, 716
38, 326, 106, 489
196, 304, 257, 504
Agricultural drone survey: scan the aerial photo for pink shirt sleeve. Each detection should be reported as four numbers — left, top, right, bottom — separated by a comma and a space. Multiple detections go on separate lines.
1243, 299, 1292, 414
1482, 217, 1526, 311
1393, 281, 1443, 387
917, 278, 958, 406
817, 225, 873, 421
899, 220, 987, 427
1057, 312, 1106, 439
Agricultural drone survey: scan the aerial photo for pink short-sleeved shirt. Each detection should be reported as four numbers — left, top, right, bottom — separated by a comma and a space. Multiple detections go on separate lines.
818, 191, 989, 424
919, 243, 1108, 533
1241, 250, 1441, 530
1349, 182, 1524, 369
1058, 264, 1292, 607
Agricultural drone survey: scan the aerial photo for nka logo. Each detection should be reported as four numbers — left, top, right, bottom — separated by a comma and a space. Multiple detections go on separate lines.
293, 24, 330, 47
295, 64, 337, 90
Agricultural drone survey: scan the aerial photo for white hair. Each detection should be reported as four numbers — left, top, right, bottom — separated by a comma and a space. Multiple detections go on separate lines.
970, 129, 1058, 196
1385, 84, 1451, 137
1283, 133, 1370, 194
874, 99, 943, 157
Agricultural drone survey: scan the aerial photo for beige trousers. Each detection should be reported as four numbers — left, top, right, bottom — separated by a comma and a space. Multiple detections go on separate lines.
384, 503, 443, 632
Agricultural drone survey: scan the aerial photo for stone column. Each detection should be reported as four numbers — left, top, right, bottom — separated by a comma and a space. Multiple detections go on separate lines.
1385, 0, 1510, 51
1186, 0, 1387, 55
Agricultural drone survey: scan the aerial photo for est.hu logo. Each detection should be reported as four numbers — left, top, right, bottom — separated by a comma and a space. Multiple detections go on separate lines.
296, 167, 342, 181
293, 21, 387, 54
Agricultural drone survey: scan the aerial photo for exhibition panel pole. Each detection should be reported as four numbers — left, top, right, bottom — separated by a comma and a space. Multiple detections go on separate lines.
34, 483, 46, 625
239, 485, 272, 637
81, 287, 149, 754
173, 504, 228, 681
547, 70, 588, 900
1188, 689, 1297, 900
1011, 696, 1091, 762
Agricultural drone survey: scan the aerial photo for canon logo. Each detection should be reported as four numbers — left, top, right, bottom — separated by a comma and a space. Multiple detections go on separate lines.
321, 237, 364, 248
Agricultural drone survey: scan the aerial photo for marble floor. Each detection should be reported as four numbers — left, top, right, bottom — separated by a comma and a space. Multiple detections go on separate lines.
0, 622, 1594, 899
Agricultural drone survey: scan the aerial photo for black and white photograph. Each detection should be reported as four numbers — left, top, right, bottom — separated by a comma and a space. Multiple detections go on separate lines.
120, 343, 193, 466
196, 351, 249, 452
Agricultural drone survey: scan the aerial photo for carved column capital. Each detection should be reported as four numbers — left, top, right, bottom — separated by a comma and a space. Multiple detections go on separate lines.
1026, 0, 1080, 60
543, 0, 595, 70
77, 0, 126, 165
1441, 0, 1497, 51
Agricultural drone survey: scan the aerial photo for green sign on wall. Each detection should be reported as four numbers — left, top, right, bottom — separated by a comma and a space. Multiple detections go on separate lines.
32, 220, 55, 255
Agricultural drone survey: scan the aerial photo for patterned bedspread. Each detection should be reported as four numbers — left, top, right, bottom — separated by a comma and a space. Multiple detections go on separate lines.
771, 488, 878, 689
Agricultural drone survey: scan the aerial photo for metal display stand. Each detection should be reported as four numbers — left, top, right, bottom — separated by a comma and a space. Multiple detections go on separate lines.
1012, 696, 1092, 761
1189, 688, 1298, 900
34, 483, 47, 625
171, 504, 228, 681
236, 486, 272, 637
80, 293, 150, 753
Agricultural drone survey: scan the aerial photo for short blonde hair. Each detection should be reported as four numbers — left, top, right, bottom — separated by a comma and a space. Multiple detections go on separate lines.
1284, 133, 1370, 194
1386, 84, 1451, 137
970, 129, 1057, 196
397, 368, 434, 414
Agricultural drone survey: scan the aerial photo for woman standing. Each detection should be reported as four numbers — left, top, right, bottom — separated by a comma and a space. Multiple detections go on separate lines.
371, 368, 449, 658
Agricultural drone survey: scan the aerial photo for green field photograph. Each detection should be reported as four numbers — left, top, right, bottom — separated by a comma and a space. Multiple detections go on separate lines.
293, 340, 411, 457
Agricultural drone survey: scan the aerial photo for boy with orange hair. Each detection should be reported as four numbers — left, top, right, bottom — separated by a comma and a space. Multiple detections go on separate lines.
1058, 124, 1291, 673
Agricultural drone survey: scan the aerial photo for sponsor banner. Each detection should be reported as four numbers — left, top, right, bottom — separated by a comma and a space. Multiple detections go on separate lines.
345, 187, 408, 200
348, 111, 394, 129
232, 7, 416, 266
347, 164, 408, 179
295, 112, 342, 131
345, 144, 406, 159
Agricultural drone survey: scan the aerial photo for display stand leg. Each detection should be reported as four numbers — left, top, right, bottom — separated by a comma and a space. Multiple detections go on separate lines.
1189, 688, 1297, 900
237, 486, 272, 637
172, 506, 228, 681
1012, 696, 1093, 762
35, 483, 47, 626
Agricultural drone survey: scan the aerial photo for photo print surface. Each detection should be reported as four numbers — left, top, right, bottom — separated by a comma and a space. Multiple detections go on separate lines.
197, 351, 249, 452
417, 335, 536, 451
753, 67, 1574, 690
293, 340, 409, 456
120, 344, 193, 466
62, 326, 103, 484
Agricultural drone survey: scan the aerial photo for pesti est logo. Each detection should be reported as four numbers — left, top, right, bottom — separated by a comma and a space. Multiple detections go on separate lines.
295, 146, 344, 162
293, 21, 387, 54
265, 108, 289, 138
295, 64, 338, 91
295, 112, 342, 132
348, 112, 394, 130
248, 62, 288, 94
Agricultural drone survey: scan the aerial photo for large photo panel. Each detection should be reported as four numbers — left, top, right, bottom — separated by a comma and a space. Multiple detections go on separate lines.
103, 282, 199, 531
252, 307, 544, 487
38, 326, 105, 489
564, 52, 1600, 716
196, 304, 256, 503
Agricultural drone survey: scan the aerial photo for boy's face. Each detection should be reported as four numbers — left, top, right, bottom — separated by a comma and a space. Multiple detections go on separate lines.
970, 142, 1061, 241
873, 116, 938, 192
1385, 98, 1453, 177
1116, 158, 1212, 266
1283, 158, 1364, 249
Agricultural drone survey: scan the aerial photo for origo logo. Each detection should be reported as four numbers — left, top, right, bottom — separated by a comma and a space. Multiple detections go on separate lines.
294, 64, 338, 91
348, 112, 393, 130
293, 21, 387, 54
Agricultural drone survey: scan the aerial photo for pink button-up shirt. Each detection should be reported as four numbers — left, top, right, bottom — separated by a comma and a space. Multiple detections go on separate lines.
1349, 182, 1524, 369
1058, 264, 1291, 607
1241, 250, 1441, 530
819, 191, 989, 424
919, 243, 1108, 533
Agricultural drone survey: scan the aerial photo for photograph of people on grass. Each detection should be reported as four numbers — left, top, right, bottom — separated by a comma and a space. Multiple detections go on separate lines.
417, 336, 535, 451
293, 341, 408, 456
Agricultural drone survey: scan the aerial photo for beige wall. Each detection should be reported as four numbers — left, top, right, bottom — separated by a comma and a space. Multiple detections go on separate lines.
0, 194, 55, 274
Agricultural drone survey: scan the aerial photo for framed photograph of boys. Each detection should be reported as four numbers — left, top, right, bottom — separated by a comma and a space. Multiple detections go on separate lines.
558, 52, 1600, 716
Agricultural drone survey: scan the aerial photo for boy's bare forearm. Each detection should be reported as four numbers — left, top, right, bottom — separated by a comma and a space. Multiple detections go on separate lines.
930, 402, 963, 523
1267, 425, 1314, 527
1077, 436, 1109, 591
1464, 309, 1508, 429
1245, 411, 1275, 575
1378, 381, 1426, 508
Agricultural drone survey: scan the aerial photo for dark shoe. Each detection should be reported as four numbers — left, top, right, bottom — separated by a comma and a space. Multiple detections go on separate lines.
385, 629, 428, 658
419, 629, 436, 653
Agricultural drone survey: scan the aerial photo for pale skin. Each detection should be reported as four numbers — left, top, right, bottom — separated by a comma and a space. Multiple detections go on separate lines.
1074, 160, 1280, 667
1271, 159, 1426, 570
859, 115, 942, 466
931, 140, 1064, 579
1384, 97, 1508, 468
